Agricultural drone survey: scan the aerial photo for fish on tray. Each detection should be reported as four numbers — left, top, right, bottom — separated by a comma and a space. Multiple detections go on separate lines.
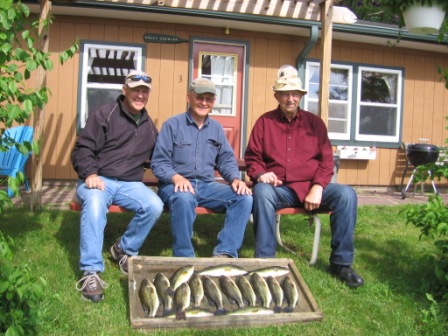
174, 282, 191, 320
250, 272, 272, 309
248, 266, 290, 278
236, 275, 257, 307
189, 273, 204, 308
165, 307, 214, 319
219, 275, 245, 309
227, 306, 275, 316
153, 272, 173, 316
281, 276, 299, 313
202, 276, 226, 315
267, 276, 284, 313
168, 264, 194, 295
139, 278, 160, 318
198, 264, 248, 277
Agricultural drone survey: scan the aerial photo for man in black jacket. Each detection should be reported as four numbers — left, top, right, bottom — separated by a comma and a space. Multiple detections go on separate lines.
71, 70, 164, 303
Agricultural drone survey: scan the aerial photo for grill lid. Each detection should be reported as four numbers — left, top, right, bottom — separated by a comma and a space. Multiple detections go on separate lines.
407, 144, 439, 153
406, 143, 439, 166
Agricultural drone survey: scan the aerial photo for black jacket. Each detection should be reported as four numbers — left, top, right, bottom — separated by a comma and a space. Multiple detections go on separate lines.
71, 95, 158, 181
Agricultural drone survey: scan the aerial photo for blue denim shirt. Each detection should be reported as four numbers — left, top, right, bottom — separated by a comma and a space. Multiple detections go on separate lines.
151, 111, 240, 184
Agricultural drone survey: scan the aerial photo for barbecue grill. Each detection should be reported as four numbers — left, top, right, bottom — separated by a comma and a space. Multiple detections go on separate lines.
400, 143, 439, 199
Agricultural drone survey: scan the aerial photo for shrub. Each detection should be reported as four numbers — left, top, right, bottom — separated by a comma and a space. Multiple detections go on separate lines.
403, 195, 448, 301
0, 231, 46, 336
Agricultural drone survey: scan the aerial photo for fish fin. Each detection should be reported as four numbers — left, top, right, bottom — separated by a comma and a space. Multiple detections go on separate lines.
273, 305, 282, 313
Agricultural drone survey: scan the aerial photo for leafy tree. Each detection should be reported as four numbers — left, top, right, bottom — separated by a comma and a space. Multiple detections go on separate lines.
0, 0, 78, 212
339, 0, 448, 88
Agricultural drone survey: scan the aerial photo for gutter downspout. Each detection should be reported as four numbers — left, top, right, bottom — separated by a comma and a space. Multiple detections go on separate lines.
296, 25, 319, 109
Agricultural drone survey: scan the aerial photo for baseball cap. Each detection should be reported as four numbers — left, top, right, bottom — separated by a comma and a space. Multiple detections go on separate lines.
125, 70, 152, 89
189, 78, 216, 95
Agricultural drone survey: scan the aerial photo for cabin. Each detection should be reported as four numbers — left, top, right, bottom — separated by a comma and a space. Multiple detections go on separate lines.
21, 0, 448, 189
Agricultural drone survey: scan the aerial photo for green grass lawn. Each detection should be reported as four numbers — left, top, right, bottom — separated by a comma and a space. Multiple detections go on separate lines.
1, 204, 447, 335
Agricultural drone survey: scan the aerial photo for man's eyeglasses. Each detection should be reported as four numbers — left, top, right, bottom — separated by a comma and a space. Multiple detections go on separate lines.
278, 92, 302, 99
128, 75, 152, 84
194, 95, 215, 104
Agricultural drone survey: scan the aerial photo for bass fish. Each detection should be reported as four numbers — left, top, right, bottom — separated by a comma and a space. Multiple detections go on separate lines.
189, 273, 204, 308
202, 276, 226, 315
220, 275, 245, 309
198, 264, 247, 277
227, 306, 275, 316
139, 278, 160, 318
154, 272, 173, 316
168, 264, 194, 295
236, 275, 257, 307
174, 282, 191, 320
267, 276, 283, 313
250, 272, 272, 309
165, 307, 214, 319
281, 276, 299, 313
248, 266, 290, 278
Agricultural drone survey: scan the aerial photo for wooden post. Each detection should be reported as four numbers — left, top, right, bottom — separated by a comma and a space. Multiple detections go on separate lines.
318, 0, 333, 126
29, 0, 51, 211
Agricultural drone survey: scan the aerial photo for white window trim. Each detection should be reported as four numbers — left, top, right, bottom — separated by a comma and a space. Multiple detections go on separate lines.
355, 66, 402, 143
304, 61, 403, 145
79, 42, 144, 129
304, 62, 353, 140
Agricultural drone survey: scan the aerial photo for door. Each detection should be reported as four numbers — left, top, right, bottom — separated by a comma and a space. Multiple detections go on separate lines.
192, 42, 246, 159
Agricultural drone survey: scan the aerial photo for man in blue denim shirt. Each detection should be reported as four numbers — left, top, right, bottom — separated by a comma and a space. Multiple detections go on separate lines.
151, 78, 252, 258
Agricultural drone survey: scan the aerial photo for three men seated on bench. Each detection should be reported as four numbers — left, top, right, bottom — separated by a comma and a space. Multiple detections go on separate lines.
71, 67, 364, 304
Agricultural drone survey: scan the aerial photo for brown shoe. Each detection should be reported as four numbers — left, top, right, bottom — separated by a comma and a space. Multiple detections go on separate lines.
110, 239, 129, 274
76, 272, 108, 303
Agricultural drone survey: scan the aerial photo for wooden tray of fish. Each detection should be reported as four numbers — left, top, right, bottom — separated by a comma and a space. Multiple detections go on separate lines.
128, 256, 322, 329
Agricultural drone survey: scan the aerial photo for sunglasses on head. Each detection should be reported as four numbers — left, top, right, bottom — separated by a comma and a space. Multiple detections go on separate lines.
128, 75, 152, 83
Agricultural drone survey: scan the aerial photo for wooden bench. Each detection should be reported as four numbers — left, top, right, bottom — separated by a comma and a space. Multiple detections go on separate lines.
69, 199, 328, 265
71, 159, 330, 264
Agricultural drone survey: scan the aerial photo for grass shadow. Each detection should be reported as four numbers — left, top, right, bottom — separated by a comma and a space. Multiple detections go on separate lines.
277, 204, 438, 299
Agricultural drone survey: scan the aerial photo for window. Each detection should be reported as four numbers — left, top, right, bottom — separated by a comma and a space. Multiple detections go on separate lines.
304, 61, 403, 146
198, 53, 237, 116
78, 42, 145, 130
306, 62, 352, 140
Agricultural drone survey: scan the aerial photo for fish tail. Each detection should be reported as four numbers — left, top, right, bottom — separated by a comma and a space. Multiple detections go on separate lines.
273, 305, 282, 313
175, 311, 187, 320
163, 308, 173, 316
283, 306, 295, 313
214, 308, 227, 316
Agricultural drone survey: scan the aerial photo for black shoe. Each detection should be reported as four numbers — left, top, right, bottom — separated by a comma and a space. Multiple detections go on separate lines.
76, 272, 108, 303
328, 264, 364, 288
110, 239, 129, 275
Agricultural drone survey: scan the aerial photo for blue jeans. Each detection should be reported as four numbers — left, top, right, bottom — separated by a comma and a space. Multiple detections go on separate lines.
252, 183, 357, 265
158, 180, 253, 258
76, 177, 164, 273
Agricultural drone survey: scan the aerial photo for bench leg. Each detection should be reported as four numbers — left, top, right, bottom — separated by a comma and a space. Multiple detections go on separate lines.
308, 215, 321, 266
275, 214, 297, 256
275, 214, 321, 265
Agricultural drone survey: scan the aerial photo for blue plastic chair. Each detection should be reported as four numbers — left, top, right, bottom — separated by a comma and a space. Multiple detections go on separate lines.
0, 126, 34, 197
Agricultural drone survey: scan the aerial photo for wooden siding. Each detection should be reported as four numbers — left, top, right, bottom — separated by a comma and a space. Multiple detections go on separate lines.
21, 14, 448, 188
